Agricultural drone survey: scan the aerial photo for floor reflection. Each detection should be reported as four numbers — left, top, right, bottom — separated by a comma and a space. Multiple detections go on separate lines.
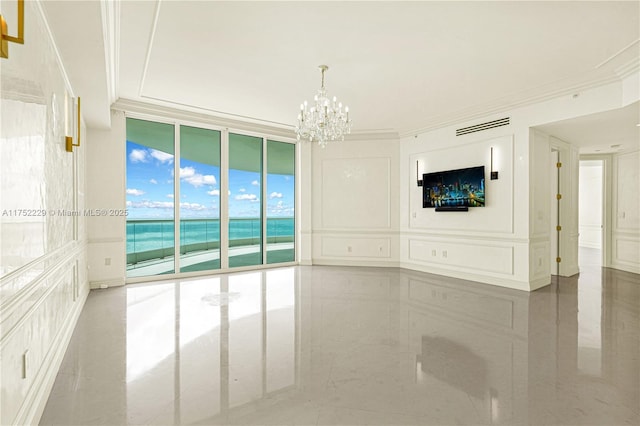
124, 270, 297, 425
41, 259, 639, 425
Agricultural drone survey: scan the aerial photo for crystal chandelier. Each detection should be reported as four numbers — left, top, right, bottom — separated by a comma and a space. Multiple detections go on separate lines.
295, 65, 352, 147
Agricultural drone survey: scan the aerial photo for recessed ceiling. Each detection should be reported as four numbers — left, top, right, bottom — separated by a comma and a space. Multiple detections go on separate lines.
44, 1, 639, 135
535, 101, 640, 154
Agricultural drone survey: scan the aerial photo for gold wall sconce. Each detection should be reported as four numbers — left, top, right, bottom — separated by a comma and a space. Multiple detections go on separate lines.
1, 0, 25, 59
490, 147, 499, 180
65, 97, 81, 152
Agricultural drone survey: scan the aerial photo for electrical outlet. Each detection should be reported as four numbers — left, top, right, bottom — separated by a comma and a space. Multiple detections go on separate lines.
431, 250, 436, 256
442, 250, 448, 258
347, 246, 352, 253
105, 257, 111, 266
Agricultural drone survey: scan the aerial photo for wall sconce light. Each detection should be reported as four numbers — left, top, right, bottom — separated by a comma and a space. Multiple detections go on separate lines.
65, 97, 81, 152
416, 160, 423, 186
1, 0, 25, 59
490, 147, 499, 180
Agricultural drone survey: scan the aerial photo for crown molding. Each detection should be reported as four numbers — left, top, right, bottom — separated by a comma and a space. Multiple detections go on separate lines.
113, 98, 401, 142
399, 71, 624, 139
615, 56, 639, 79
100, 0, 120, 106
113, 97, 296, 139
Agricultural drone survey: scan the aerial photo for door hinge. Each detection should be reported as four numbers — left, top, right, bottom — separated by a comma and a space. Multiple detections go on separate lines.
556, 225, 562, 231
556, 162, 562, 168
556, 194, 562, 200
556, 257, 562, 263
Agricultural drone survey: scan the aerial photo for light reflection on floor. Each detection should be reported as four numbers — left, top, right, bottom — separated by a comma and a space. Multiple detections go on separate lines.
40, 257, 639, 425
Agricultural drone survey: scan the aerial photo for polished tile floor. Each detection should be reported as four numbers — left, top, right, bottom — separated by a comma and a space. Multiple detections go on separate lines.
41, 249, 639, 425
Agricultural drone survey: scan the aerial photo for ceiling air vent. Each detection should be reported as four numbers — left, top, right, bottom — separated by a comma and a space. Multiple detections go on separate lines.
456, 117, 510, 136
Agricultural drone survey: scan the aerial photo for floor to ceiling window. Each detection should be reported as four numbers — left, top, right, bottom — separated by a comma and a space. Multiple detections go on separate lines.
179, 126, 221, 273
228, 133, 263, 268
126, 117, 295, 279
126, 118, 176, 277
266, 140, 295, 264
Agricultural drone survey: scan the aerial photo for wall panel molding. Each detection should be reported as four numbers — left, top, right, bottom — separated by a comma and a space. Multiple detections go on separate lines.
320, 157, 391, 229
11, 281, 89, 426
321, 236, 392, 259
408, 238, 514, 275
0, 241, 84, 323
401, 229, 530, 244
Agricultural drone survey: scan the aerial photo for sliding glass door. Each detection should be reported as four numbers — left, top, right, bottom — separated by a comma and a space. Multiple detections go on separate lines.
126, 118, 176, 277
228, 133, 262, 268
266, 140, 295, 264
126, 118, 295, 279
179, 126, 221, 273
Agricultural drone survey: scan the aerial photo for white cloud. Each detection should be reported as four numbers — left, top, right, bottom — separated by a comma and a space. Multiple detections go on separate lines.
126, 188, 145, 196
269, 192, 283, 199
150, 149, 174, 164
180, 202, 206, 211
129, 149, 148, 163
128, 200, 174, 209
149, 179, 158, 184
127, 200, 209, 212
251, 180, 259, 186
268, 200, 294, 216
235, 193, 258, 201
239, 188, 246, 192
179, 167, 217, 188
207, 189, 220, 196
179, 166, 195, 178
166, 194, 174, 199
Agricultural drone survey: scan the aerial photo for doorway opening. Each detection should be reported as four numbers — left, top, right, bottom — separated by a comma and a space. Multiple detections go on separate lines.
578, 159, 604, 271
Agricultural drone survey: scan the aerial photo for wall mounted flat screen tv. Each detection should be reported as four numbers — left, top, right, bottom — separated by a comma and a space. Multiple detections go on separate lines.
423, 166, 485, 208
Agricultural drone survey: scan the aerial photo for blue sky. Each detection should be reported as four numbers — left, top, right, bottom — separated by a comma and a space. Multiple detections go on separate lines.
126, 142, 294, 219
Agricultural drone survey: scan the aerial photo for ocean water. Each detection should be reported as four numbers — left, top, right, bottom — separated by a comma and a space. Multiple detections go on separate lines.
127, 218, 294, 254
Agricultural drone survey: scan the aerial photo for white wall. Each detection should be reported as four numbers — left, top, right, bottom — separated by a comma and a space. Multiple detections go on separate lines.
86, 111, 127, 288
0, 2, 89, 424
399, 76, 637, 291
579, 161, 603, 249
401, 123, 533, 290
310, 135, 400, 267
611, 150, 640, 274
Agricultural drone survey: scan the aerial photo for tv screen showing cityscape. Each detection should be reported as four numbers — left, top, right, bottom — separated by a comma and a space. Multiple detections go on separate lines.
422, 166, 485, 208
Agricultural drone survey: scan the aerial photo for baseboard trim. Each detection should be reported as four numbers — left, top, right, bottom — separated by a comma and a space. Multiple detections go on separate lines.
312, 259, 400, 268
90, 277, 126, 289
609, 262, 640, 275
399, 261, 532, 292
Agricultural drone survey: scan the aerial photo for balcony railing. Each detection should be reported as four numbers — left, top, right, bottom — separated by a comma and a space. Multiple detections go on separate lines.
126, 218, 294, 266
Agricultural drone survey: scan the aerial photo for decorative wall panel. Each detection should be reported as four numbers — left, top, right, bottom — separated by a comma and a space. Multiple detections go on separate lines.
321, 236, 391, 258
321, 158, 391, 229
0, 2, 88, 424
408, 238, 514, 275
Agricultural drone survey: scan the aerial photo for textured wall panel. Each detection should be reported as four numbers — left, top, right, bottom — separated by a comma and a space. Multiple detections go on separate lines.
0, 2, 88, 424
